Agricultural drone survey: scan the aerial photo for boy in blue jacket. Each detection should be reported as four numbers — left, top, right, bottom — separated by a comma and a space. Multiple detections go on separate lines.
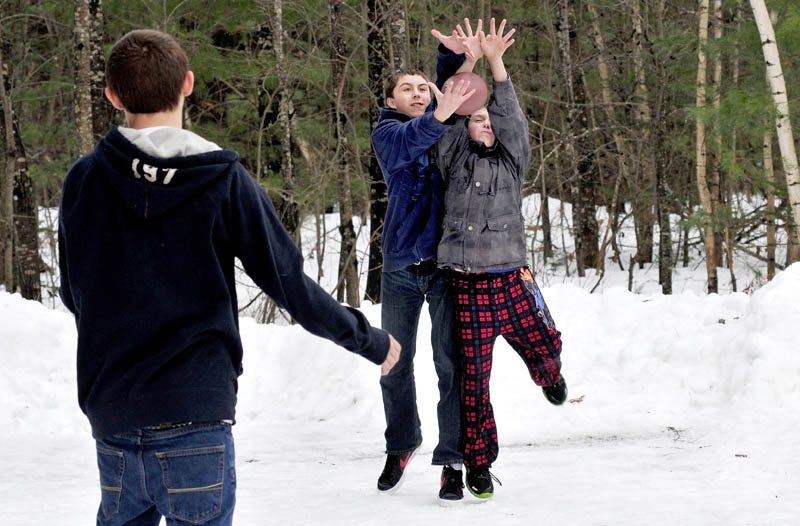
59, 29, 400, 526
371, 21, 480, 502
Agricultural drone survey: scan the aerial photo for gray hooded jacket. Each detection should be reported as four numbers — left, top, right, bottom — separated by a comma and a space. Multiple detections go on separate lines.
436, 79, 531, 272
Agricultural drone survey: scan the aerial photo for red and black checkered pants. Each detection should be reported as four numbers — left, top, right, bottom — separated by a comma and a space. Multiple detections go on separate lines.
452, 268, 562, 468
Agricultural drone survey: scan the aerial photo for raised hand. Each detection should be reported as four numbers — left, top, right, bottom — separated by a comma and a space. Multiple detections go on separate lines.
431, 28, 466, 55
480, 17, 516, 61
455, 18, 483, 62
430, 79, 476, 122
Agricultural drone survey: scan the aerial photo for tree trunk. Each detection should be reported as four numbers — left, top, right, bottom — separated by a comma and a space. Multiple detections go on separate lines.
273, 0, 300, 244
74, 0, 94, 155
631, 0, 655, 267
710, 0, 724, 267
750, 0, 800, 250
2, 33, 40, 300
540, 167, 552, 261
557, 0, 596, 277
331, 0, 359, 307
0, 35, 14, 290
586, 0, 628, 272
89, 0, 110, 140
652, 2, 672, 294
764, 128, 776, 280
365, 0, 405, 303
696, 0, 718, 293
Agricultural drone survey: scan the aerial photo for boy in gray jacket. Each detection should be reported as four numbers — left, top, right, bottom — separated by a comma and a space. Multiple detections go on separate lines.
435, 19, 567, 499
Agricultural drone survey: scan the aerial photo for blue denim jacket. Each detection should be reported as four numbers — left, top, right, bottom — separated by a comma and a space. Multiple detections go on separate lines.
436, 79, 531, 272
371, 46, 464, 272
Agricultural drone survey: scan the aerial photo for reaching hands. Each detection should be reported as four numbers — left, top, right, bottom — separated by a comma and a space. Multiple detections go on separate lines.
480, 18, 516, 61
432, 18, 516, 81
381, 334, 402, 376
431, 18, 482, 60
430, 79, 476, 123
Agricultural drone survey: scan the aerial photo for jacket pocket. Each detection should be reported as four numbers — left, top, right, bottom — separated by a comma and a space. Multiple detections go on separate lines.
486, 214, 521, 232
444, 217, 464, 232
482, 214, 526, 265
156, 445, 225, 524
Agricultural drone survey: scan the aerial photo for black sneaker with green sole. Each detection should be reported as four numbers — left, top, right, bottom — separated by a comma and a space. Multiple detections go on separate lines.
466, 466, 501, 499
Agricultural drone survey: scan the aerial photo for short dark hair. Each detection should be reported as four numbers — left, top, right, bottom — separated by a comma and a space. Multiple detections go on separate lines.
383, 68, 430, 101
105, 29, 189, 114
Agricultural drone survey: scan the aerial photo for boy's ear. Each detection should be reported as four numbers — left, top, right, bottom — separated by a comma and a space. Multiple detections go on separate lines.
386, 96, 397, 109
104, 87, 125, 111
182, 70, 195, 97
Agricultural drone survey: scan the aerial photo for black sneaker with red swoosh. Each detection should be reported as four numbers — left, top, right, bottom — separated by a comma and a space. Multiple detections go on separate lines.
377, 447, 418, 493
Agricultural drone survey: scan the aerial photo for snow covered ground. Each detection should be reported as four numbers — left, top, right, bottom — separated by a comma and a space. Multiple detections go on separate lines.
2, 198, 798, 525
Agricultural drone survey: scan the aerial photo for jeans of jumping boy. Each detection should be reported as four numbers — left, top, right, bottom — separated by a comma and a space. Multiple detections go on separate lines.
380, 263, 463, 465
94, 422, 235, 526
453, 269, 562, 468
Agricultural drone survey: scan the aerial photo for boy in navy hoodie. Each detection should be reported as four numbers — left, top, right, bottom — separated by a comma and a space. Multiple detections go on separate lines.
58, 29, 399, 526
370, 21, 480, 502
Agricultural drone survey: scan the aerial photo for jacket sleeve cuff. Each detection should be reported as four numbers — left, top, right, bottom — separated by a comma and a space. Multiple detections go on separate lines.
420, 110, 450, 134
489, 78, 516, 116
365, 327, 391, 365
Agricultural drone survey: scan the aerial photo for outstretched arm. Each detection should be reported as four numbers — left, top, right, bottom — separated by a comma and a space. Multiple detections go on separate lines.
480, 17, 516, 82
232, 170, 400, 373
481, 19, 530, 176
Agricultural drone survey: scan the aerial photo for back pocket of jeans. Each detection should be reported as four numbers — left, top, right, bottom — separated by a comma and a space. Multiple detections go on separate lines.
156, 445, 225, 524
96, 446, 124, 518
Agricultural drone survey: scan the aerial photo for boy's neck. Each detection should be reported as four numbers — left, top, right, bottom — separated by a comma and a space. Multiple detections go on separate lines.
124, 107, 183, 130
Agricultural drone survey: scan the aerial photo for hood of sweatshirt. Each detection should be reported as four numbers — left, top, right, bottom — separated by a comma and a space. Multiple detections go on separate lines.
94, 127, 240, 219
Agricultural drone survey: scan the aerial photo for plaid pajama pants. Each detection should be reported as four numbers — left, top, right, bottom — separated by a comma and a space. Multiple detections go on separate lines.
452, 268, 563, 468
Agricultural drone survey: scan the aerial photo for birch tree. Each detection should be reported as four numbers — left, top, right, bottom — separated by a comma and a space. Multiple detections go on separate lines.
749, 0, 800, 250
696, 0, 718, 293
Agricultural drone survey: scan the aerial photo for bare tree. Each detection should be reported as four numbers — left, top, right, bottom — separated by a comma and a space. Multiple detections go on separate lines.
631, 0, 655, 268
271, 0, 299, 243
586, 0, 629, 273
88, 0, 109, 140
1, 30, 39, 300
695, 0, 718, 293
0, 31, 13, 290
75, 0, 94, 155
365, 0, 406, 303
764, 126, 776, 280
750, 0, 800, 253
331, 0, 359, 307
556, 0, 597, 276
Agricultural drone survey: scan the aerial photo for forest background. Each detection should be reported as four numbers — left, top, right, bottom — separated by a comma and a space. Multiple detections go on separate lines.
1, 0, 799, 315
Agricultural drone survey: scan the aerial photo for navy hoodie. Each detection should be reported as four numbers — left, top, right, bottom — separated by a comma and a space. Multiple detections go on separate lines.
59, 127, 389, 439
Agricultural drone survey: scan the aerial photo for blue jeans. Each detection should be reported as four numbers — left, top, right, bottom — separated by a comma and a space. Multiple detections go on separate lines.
380, 265, 462, 465
94, 422, 236, 526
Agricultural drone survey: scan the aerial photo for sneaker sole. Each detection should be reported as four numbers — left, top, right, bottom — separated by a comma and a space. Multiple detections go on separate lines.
438, 496, 463, 507
467, 486, 494, 499
377, 448, 418, 495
